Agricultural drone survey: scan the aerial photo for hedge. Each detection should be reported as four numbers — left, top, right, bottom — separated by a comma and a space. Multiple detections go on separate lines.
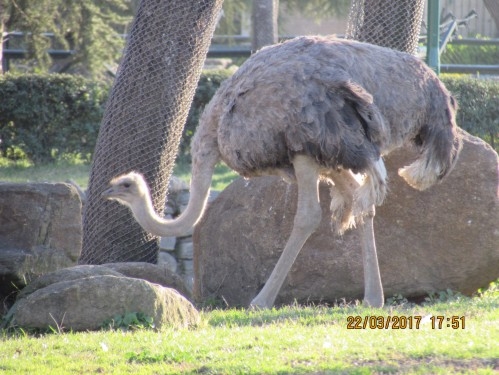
442, 76, 498, 150
0, 71, 497, 164
0, 70, 232, 164
0, 74, 109, 163
441, 40, 499, 65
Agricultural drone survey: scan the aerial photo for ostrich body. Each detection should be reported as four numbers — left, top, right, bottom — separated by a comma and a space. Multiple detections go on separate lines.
103, 36, 462, 309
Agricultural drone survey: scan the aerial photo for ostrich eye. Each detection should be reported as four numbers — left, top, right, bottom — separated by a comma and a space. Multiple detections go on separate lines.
123, 182, 131, 188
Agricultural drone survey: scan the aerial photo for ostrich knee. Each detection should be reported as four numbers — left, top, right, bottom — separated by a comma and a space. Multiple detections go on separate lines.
294, 200, 322, 234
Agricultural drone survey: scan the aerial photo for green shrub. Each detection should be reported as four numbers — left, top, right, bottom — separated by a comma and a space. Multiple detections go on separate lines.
0, 73, 109, 163
442, 76, 499, 150
441, 38, 499, 65
0, 71, 497, 166
0, 70, 232, 165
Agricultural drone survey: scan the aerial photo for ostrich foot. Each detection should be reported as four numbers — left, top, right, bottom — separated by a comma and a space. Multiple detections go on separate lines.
249, 295, 273, 310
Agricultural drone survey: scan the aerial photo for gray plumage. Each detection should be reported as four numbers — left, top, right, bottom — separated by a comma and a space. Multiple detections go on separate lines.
194, 35, 460, 188
104, 36, 462, 308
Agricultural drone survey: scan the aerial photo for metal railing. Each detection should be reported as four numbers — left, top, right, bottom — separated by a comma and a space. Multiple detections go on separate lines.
3, 31, 499, 75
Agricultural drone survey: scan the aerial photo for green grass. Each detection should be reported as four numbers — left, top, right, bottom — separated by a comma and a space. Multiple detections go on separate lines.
1, 284, 498, 374
1, 157, 498, 373
0, 156, 238, 191
0, 156, 92, 188
173, 161, 238, 192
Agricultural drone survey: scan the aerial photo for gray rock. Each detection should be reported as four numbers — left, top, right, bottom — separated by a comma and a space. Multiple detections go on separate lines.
159, 235, 177, 251
177, 239, 194, 260
165, 176, 189, 216
181, 260, 194, 291
158, 251, 178, 273
193, 130, 499, 306
16, 265, 123, 301
4, 275, 199, 331
102, 262, 191, 300
0, 182, 81, 312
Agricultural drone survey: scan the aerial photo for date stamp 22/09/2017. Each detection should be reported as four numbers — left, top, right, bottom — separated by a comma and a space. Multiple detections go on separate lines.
346, 315, 466, 330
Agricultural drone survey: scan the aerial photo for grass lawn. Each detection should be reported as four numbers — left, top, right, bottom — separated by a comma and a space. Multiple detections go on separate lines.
1, 286, 498, 374
0, 157, 238, 191
1, 157, 498, 374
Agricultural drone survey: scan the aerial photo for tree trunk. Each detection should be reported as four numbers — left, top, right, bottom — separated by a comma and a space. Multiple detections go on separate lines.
80, 0, 224, 265
347, 0, 424, 54
484, 0, 499, 36
0, 0, 5, 74
252, 0, 279, 51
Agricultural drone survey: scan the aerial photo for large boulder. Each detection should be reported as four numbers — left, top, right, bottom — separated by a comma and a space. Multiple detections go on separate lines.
194, 130, 499, 306
15, 265, 123, 300
0, 182, 81, 312
3, 266, 199, 331
102, 262, 191, 299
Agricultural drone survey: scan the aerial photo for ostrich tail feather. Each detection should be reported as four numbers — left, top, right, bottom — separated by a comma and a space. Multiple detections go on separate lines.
398, 159, 438, 191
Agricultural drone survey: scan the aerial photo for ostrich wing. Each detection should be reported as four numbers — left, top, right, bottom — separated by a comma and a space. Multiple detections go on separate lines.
286, 78, 389, 174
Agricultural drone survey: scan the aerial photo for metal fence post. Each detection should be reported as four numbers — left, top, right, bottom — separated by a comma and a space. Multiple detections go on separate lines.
427, 0, 441, 74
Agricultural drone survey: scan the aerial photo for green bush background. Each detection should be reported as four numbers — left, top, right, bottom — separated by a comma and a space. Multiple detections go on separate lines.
441, 76, 498, 150
0, 74, 108, 163
0, 71, 497, 164
441, 38, 499, 65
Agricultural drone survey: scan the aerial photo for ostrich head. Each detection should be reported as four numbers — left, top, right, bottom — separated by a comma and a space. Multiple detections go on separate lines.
101, 172, 150, 210
102, 171, 204, 238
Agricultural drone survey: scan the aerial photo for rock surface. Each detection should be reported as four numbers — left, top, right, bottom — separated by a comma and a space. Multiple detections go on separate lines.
102, 262, 191, 299
0, 182, 82, 312
193, 130, 499, 306
4, 265, 199, 331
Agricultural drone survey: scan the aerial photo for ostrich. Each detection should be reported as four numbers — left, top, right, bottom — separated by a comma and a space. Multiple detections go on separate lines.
102, 36, 462, 309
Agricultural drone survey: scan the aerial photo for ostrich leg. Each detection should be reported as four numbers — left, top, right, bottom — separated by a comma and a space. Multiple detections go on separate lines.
326, 167, 385, 308
250, 155, 322, 308
360, 205, 384, 307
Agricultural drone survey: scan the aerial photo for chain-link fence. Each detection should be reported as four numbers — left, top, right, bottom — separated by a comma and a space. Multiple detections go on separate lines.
346, 0, 425, 54
80, 1, 224, 265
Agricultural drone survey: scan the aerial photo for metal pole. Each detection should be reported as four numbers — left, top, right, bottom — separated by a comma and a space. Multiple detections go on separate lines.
426, 0, 441, 74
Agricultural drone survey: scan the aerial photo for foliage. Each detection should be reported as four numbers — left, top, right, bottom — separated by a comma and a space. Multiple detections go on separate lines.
0, 70, 499, 164
283, 0, 351, 19
442, 75, 499, 150
478, 279, 499, 299
1, 71, 497, 166
424, 289, 465, 304
0, 73, 109, 163
217, 0, 351, 37
441, 37, 499, 65
216, 0, 251, 37
386, 293, 411, 306
2, 0, 134, 78
101, 312, 155, 331
2, 0, 351, 77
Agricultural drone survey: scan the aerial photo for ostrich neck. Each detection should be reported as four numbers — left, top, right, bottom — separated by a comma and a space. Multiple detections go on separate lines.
130, 170, 213, 238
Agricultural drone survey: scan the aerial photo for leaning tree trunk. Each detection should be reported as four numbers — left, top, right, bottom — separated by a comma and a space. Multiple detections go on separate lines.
80, 0, 224, 265
346, 0, 425, 54
0, 0, 5, 74
252, 0, 279, 51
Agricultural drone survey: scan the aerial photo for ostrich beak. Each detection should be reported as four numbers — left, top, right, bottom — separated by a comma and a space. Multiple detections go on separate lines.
101, 187, 115, 199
